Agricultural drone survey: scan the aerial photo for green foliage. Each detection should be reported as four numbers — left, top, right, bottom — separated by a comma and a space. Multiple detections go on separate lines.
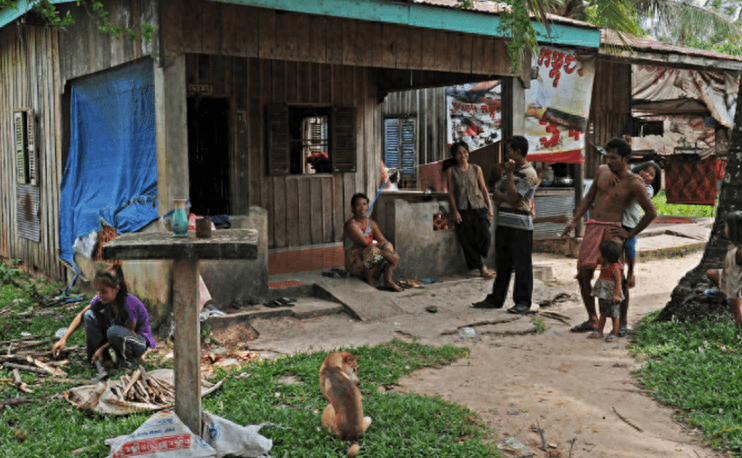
0, 0, 153, 43
530, 316, 546, 333
1, 269, 496, 457
652, 190, 718, 218
203, 342, 494, 458
632, 317, 742, 455
496, 0, 541, 74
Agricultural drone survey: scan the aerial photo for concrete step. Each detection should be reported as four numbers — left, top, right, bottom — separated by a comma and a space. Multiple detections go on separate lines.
204, 296, 346, 330
636, 234, 707, 260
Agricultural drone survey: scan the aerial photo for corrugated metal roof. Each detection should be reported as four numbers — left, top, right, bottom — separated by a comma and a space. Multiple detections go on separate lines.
414, 0, 598, 30
602, 29, 742, 64
417, 1, 742, 65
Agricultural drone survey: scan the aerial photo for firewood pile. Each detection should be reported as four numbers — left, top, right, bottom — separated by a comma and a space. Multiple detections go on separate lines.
1, 333, 79, 383
108, 367, 218, 407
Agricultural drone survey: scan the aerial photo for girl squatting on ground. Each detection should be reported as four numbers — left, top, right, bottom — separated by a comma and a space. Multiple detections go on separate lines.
589, 240, 625, 342
705, 211, 742, 332
52, 265, 156, 369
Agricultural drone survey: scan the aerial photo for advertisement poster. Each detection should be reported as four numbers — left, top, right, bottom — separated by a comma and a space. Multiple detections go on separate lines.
446, 81, 502, 151
524, 45, 596, 163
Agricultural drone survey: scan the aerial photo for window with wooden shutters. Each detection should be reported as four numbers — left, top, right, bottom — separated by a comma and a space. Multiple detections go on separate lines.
266, 103, 290, 176
384, 117, 417, 185
332, 107, 356, 173
14, 108, 37, 185
266, 104, 355, 175
14, 107, 41, 242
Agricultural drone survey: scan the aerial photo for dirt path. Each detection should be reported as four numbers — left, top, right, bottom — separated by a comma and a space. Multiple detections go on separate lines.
245, 251, 731, 458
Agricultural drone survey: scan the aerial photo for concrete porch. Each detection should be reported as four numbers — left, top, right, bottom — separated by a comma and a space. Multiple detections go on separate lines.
203, 215, 714, 330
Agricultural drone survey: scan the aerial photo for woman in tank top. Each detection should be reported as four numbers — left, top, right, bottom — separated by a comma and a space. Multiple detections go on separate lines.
447, 141, 495, 278
343, 192, 402, 291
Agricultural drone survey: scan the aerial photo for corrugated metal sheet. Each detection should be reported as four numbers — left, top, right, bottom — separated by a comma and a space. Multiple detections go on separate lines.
602, 29, 742, 64
533, 192, 572, 239
16, 184, 41, 242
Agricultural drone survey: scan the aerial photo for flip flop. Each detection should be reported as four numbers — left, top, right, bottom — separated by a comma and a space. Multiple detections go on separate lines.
587, 330, 603, 339
617, 326, 633, 338
571, 321, 594, 333
480, 268, 496, 278
605, 333, 618, 342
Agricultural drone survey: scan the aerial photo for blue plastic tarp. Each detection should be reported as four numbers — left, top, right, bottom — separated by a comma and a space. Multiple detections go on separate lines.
59, 59, 158, 269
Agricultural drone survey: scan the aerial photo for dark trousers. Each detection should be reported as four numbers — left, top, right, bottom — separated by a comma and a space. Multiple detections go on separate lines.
84, 309, 148, 363
455, 208, 491, 270
491, 225, 533, 308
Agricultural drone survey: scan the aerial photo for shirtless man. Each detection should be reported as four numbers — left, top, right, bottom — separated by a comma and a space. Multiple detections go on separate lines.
561, 138, 657, 335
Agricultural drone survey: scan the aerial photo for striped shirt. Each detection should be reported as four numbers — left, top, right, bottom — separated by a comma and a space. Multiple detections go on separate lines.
495, 163, 538, 231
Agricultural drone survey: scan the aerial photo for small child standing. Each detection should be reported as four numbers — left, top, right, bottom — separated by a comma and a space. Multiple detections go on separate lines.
705, 211, 742, 331
589, 240, 625, 342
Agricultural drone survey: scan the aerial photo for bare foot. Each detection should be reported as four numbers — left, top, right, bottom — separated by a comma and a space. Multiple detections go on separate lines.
384, 282, 403, 292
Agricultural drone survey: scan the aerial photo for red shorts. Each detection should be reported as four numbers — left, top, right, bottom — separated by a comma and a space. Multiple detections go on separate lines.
577, 220, 624, 270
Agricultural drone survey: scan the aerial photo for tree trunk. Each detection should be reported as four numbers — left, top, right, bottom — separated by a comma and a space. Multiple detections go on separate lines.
657, 77, 742, 322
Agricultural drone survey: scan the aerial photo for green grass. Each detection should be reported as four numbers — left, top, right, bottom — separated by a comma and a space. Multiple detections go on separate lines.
652, 190, 717, 218
0, 261, 498, 458
631, 312, 742, 456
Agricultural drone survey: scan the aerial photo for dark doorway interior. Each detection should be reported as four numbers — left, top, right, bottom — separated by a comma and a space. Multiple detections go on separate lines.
187, 97, 231, 215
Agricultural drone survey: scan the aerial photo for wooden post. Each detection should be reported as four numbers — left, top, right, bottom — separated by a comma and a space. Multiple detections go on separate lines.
172, 258, 201, 435
575, 162, 585, 237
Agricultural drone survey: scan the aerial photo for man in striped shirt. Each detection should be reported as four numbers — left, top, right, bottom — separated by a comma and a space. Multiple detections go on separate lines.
472, 136, 539, 313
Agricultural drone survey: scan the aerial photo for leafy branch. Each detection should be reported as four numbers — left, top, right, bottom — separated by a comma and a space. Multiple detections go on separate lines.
0, 0, 154, 43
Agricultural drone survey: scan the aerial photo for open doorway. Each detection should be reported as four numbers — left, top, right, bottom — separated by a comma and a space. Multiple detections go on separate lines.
187, 97, 231, 215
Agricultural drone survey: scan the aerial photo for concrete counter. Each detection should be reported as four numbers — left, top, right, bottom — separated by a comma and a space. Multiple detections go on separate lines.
374, 195, 496, 280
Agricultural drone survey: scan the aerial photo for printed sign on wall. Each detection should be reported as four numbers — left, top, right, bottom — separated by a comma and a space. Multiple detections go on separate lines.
446, 81, 502, 151
524, 46, 596, 163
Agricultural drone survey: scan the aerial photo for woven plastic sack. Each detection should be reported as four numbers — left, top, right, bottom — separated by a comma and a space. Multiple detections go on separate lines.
105, 410, 216, 458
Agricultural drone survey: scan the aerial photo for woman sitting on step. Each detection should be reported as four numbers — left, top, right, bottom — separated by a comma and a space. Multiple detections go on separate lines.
343, 193, 403, 292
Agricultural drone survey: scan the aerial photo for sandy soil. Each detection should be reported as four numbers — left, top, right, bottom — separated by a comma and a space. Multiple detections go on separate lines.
236, 251, 734, 458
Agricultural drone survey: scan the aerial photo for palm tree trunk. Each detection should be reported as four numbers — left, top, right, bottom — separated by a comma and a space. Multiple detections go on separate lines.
657, 77, 742, 322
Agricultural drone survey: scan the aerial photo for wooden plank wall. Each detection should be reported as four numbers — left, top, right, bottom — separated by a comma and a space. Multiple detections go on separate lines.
381, 87, 449, 168
586, 60, 632, 178
0, 26, 65, 279
161, 1, 514, 78
187, 55, 380, 249
57, 0, 158, 85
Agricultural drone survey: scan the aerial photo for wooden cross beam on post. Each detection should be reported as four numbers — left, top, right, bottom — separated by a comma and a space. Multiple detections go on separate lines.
102, 229, 258, 434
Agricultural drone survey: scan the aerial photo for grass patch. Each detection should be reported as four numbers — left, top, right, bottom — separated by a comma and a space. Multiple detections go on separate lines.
631, 315, 742, 456
1, 262, 497, 457
652, 190, 717, 218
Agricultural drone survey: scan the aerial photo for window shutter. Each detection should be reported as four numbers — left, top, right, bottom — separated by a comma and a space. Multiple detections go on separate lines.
400, 118, 416, 178
332, 107, 356, 173
13, 108, 38, 185
26, 108, 37, 185
265, 103, 290, 176
14, 111, 26, 185
384, 118, 399, 170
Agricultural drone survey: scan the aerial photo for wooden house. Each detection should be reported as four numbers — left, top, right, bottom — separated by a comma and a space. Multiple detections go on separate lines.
0, 0, 600, 313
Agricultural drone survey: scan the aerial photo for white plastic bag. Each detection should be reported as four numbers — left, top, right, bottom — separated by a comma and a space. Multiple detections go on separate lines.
201, 411, 273, 457
105, 410, 216, 458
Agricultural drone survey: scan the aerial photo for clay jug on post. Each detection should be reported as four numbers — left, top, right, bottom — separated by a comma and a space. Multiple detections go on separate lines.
172, 199, 189, 237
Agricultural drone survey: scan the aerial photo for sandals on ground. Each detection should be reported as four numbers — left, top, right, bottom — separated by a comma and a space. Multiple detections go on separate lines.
587, 330, 603, 339
605, 333, 618, 342
571, 321, 595, 333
